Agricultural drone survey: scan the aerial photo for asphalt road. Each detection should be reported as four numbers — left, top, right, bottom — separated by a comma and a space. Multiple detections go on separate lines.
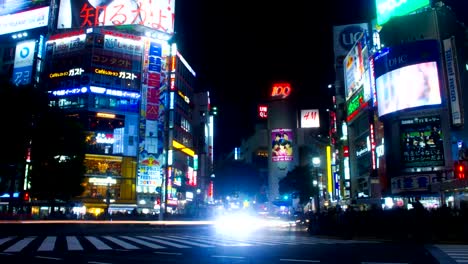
0, 222, 462, 264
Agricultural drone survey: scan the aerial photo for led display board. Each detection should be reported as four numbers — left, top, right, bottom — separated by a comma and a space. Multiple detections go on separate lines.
271, 128, 293, 162
0, 6, 49, 35
375, 0, 430, 25
46, 31, 142, 91
400, 116, 444, 169
374, 39, 441, 117
346, 88, 369, 122
57, 0, 175, 34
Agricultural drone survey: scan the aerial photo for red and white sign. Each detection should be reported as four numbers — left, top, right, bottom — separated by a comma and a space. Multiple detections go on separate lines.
57, 0, 175, 34
258, 105, 268, 119
301, 109, 320, 128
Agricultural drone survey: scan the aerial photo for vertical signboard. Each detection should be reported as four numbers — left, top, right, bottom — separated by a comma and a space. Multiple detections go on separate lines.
12, 40, 36, 86
443, 37, 463, 126
137, 38, 168, 193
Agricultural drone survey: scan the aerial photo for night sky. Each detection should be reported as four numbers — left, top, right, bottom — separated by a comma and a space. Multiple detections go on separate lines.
173, 0, 466, 158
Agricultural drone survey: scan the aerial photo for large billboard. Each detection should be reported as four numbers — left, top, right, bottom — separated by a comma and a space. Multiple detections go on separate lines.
57, 0, 175, 34
400, 116, 444, 169
374, 39, 441, 117
333, 23, 369, 70
0, 6, 49, 35
271, 128, 293, 162
0, 0, 49, 15
375, 0, 430, 26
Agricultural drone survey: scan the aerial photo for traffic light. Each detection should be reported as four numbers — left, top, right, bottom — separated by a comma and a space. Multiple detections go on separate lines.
210, 106, 218, 116
455, 161, 466, 180
22, 191, 30, 202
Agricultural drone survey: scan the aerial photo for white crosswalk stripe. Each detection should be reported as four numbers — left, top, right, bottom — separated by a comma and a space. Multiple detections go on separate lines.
66, 236, 83, 251
4, 236, 35, 252
85, 236, 112, 250
38, 236, 56, 251
102, 236, 140, 250
119, 236, 165, 249
435, 244, 468, 263
0, 234, 380, 253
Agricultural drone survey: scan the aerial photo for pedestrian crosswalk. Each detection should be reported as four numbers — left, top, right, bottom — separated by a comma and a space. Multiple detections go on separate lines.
434, 244, 468, 263
0, 234, 379, 253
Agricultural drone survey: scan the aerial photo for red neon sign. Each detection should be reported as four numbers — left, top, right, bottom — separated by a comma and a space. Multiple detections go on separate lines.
271, 83, 292, 99
258, 105, 268, 118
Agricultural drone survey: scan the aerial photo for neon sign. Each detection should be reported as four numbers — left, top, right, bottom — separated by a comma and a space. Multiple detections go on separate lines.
49, 86, 140, 99
49, 68, 85, 78
258, 105, 268, 118
94, 68, 138, 80
96, 133, 114, 144
271, 83, 292, 99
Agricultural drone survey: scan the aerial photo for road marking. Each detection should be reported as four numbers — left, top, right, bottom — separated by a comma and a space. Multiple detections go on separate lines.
162, 236, 213, 247
179, 235, 252, 247
38, 236, 56, 251
85, 236, 112, 250
35, 256, 62, 260
361, 262, 408, 264
103, 236, 139, 250
280, 259, 320, 263
211, 255, 245, 259
154, 251, 182, 255
0, 237, 15, 246
120, 236, 166, 249
141, 236, 190, 248
66, 236, 83, 251
4, 236, 35, 252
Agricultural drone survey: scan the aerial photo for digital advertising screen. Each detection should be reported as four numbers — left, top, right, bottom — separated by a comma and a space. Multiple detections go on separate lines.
376, 0, 430, 26
400, 116, 444, 169
57, 0, 175, 34
374, 39, 441, 117
271, 128, 293, 162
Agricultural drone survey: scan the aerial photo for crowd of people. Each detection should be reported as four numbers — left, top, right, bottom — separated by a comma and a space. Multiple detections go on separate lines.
306, 202, 468, 243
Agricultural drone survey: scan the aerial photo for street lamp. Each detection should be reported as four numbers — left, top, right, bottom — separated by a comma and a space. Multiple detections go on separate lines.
312, 157, 321, 213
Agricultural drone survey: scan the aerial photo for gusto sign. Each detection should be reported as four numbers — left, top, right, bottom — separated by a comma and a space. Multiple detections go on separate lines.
271, 83, 292, 99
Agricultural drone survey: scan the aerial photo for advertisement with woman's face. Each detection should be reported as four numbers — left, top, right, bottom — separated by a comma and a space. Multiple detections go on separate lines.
376, 61, 441, 117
